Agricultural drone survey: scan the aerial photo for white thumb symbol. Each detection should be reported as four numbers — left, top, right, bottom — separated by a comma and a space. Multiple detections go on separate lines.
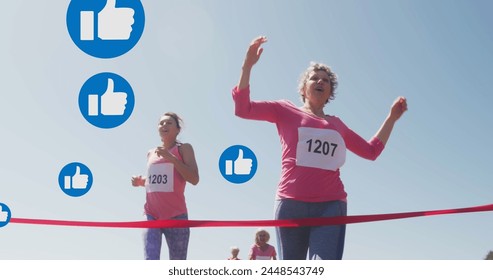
105, 78, 114, 94
71, 165, 89, 190
104, 0, 117, 10
234, 149, 253, 175
0, 206, 8, 223
236, 149, 244, 160
100, 78, 127, 116
98, 0, 135, 40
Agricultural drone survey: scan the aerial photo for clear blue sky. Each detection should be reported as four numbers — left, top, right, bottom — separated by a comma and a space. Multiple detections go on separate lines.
1, 0, 492, 260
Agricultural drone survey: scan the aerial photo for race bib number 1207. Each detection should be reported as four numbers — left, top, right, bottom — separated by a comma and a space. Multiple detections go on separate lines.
295, 127, 346, 171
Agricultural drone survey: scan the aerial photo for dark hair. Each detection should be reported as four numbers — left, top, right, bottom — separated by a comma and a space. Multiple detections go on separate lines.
163, 112, 183, 130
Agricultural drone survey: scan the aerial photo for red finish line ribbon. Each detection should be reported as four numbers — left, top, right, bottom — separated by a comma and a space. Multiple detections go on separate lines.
9, 203, 493, 229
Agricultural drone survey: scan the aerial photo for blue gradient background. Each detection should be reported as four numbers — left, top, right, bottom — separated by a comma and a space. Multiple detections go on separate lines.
0, 0, 492, 260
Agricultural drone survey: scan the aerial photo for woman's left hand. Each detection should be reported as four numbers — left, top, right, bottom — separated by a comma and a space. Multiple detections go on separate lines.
155, 147, 177, 163
389, 96, 408, 121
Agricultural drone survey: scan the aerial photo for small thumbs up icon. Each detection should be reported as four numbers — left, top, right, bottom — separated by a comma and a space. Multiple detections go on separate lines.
219, 145, 258, 184
225, 149, 253, 175
0, 205, 9, 223
64, 166, 89, 190
59, 162, 93, 197
0, 203, 11, 227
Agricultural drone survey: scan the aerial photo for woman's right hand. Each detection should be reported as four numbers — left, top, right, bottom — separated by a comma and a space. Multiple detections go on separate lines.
242, 36, 268, 70
131, 175, 145, 187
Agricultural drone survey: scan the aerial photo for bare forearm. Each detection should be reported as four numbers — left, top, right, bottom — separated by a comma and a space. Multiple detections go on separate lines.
169, 144, 199, 185
172, 159, 199, 185
375, 96, 408, 146
237, 65, 252, 90
374, 114, 398, 146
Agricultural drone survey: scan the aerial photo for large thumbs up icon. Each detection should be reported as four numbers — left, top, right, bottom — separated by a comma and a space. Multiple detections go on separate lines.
68, 0, 145, 58
64, 166, 89, 190
98, 0, 135, 40
225, 149, 253, 175
79, 0, 135, 41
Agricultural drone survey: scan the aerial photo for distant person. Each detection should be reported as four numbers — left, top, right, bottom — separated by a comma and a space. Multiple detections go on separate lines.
248, 229, 277, 260
131, 112, 199, 260
232, 36, 407, 259
228, 246, 241, 260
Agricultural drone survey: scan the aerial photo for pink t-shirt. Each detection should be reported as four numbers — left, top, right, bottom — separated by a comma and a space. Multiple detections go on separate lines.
144, 144, 187, 220
232, 86, 385, 202
249, 244, 276, 260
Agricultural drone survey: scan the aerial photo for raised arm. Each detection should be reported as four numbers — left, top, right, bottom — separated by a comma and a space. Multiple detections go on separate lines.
233, 36, 281, 123
374, 96, 408, 146
237, 36, 268, 90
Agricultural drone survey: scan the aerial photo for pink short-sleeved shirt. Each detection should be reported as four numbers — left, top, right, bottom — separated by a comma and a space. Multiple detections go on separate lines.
232, 86, 385, 202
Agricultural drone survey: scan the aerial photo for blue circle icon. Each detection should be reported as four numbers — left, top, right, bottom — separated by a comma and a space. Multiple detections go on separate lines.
0, 203, 11, 228
219, 145, 258, 184
66, 0, 145, 59
78, 72, 135, 129
58, 162, 94, 197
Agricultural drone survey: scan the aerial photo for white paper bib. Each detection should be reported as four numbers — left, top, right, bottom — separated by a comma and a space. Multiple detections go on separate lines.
145, 163, 174, 193
295, 127, 346, 171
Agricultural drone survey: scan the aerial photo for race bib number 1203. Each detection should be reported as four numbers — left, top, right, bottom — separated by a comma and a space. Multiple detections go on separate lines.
145, 163, 174, 193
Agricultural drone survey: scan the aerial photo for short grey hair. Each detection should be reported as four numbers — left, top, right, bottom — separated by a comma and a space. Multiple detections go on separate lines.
298, 62, 338, 104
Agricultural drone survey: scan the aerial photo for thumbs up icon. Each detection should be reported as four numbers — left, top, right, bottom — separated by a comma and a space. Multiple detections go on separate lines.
64, 166, 89, 190
88, 78, 128, 116
67, 0, 145, 58
225, 149, 253, 175
98, 0, 135, 40
0, 203, 11, 227
59, 162, 93, 197
79, 73, 135, 129
80, 0, 135, 41
0, 205, 9, 222
220, 145, 258, 184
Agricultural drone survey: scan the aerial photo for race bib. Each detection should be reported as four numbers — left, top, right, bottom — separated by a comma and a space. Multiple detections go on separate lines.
255, 256, 271, 260
145, 163, 174, 193
296, 127, 346, 171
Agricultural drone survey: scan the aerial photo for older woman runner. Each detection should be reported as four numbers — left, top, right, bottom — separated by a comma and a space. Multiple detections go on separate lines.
249, 229, 277, 260
232, 36, 407, 260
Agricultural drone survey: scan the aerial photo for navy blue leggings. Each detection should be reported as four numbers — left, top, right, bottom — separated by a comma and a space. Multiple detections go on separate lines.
275, 199, 347, 260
